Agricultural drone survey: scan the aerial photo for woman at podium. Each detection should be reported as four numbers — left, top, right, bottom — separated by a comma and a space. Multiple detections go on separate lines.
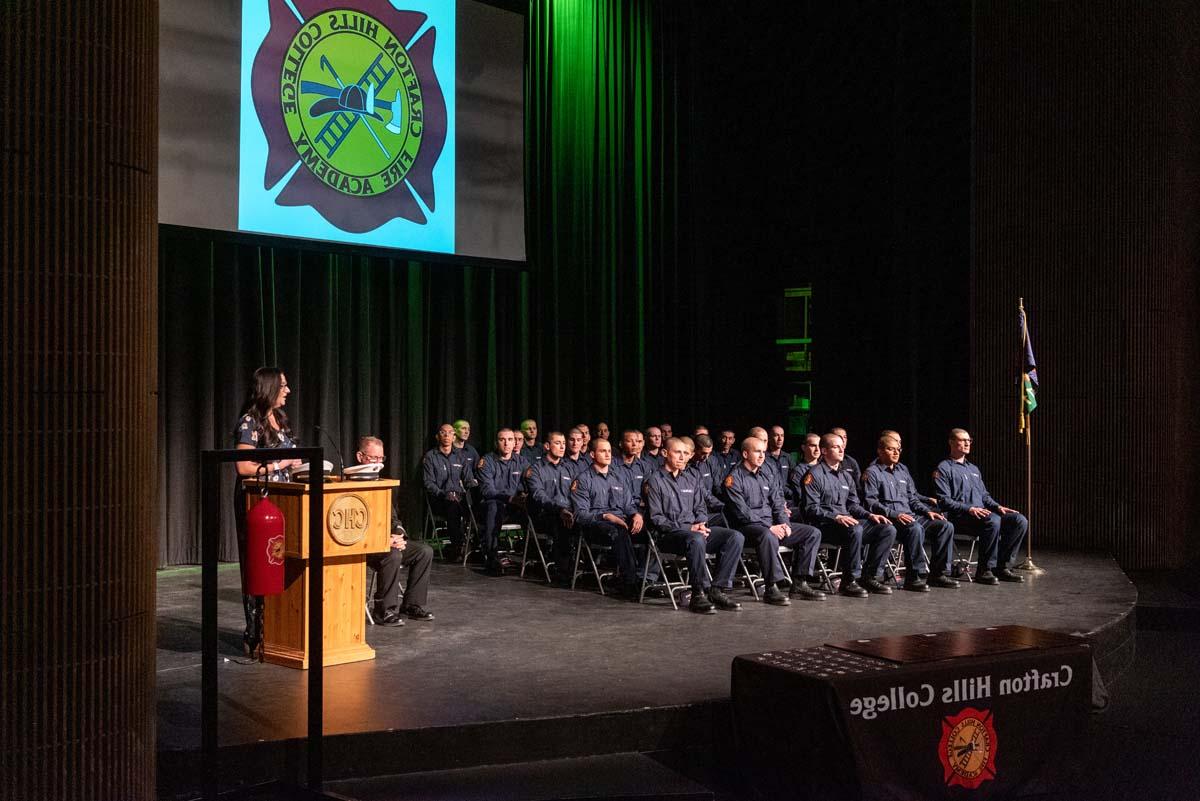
233, 367, 301, 658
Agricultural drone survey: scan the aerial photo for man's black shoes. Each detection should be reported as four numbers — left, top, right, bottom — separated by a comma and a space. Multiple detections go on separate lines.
976, 571, 1000, 585
707, 586, 742, 611
379, 610, 405, 627
789, 581, 827, 601
402, 605, 434, 621
862, 577, 893, 595
689, 589, 717, 614
763, 585, 792, 606
903, 577, 931, 592
839, 580, 869, 598
996, 567, 1025, 583
928, 574, 960, 589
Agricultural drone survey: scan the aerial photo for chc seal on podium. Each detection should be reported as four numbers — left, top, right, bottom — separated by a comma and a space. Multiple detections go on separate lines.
327, 494, 370, 546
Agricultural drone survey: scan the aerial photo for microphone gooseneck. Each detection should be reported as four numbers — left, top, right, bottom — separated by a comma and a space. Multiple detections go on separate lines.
314, 425, 345, 479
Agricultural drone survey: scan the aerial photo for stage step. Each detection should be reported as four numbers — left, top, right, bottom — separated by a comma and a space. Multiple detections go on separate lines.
325, 752, 713, 801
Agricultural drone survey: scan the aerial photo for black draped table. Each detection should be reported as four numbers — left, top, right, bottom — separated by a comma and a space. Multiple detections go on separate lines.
732, 625, 1092, 800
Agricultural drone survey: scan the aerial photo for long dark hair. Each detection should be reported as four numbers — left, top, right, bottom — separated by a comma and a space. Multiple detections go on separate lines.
237, 366, 291, 447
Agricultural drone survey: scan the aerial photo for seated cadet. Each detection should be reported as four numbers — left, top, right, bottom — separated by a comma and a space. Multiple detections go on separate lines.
644, 437, 745, 614
358, 436, 435, 624
643, 426, 664, 464
575, 423, 592, 455
563, 427, 590, 476
660, 422, 674, 441
519, 419, 540, 457
423, 423, 472, 561
765, 425, 796, 491
721, 437, 826, 604
715, 430, 739, 477
861, 434, 958, 591
693, 425, 710, 437
801, 433, 897, 597
611, 430, 651, 504
451, 419, 477, 489
828, 427, 862, 486
933, 428, 1028, 585
476, 428, 526, 575
570, 437, 643, 597
785, 433, 822, 518
688, 434, 728, 527
523, 431, 576, 584
595, 421, 611, 441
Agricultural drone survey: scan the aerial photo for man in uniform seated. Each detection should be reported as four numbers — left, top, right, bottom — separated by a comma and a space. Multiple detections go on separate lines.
643, 426, 664, 464
722, 437, 826, 605
358, 436, 434, 624
643, 438, 745, 614
829, 426, 862, 485
785, 433, 821, 519
476, 429, 526, 575
595, 421, 611, 441
570, 437, 643, 597
563, 427, 590, 476
523, 431, 576, 584
802, 433, 897, 597
933, 428, 1028, 585
861, 434, 958, 590
423, 423, 472, 562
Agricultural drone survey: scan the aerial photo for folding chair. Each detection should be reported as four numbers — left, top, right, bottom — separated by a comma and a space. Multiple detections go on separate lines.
952, 535, 977, 582
736, 543, 792, 600
637, 530, 692, 610
520, 512, 554, 583
364, 562, 405, 626
570, 528, 614, 594
421, 494, 452, 559
814, 544, 843, 594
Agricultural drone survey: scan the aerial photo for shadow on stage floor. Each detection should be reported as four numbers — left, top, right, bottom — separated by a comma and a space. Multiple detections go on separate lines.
155, 550, 1135, 798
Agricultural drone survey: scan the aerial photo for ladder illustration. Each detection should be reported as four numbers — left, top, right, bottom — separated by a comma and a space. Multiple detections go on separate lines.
313, 111, 359, 158
356, 54, 395, 96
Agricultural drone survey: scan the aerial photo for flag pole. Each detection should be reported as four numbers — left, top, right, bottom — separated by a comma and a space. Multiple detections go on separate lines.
1017, 297, 1044, 573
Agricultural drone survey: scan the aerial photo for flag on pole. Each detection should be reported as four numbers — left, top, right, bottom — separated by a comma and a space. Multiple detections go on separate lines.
1018, 299, 1038, 433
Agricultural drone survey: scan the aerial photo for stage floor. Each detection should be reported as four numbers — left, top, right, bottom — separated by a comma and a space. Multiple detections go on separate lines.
156, 550, 1135, 754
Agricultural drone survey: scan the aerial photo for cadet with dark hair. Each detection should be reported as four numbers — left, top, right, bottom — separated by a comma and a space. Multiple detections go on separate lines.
802, 433, 897, 597
423, 423, 472, 562
722, 437, 826, 605
570, 438, 643, 596
644, 438, 745, 614
933, 429, 1028, 585
477, 429, 525, 575
523, 431, 577, 584
862, 434, 958, 591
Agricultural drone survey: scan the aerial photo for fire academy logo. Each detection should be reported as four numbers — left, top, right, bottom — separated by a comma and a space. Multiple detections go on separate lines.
251, 1, 447, 232
938, 707, 998, 789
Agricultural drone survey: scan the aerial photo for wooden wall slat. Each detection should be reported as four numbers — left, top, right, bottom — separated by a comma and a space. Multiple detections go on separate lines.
1, 2, 158, 799
971, 0, 1200, 570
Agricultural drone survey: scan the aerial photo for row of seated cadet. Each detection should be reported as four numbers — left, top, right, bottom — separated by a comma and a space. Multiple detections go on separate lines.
420, 420, 1029, 615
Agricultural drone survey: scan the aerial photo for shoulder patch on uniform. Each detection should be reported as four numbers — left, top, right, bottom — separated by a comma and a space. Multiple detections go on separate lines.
932, 470, 941, 481
803, 472, 814, 485
723, 475, 734, 488
642, 481, 651, 498
570, 479, 579, 493
478, 457, 487, 469
524, 467, 533, 478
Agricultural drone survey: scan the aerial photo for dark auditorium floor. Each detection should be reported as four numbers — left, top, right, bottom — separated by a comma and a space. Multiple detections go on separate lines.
154, 554, 1200, 799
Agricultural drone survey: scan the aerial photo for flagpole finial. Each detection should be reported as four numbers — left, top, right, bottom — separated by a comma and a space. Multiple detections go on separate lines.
1019, 296, 1024, 309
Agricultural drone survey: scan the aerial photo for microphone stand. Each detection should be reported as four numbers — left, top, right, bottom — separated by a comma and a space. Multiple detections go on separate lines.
313, 425, 345, 480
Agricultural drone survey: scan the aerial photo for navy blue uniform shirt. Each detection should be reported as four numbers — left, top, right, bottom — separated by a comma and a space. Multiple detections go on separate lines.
523, 458, 574, 513
801, 461, 870, 523
933, 459, 1000, 515
477, 453, 524, 501
570, 466, 638, 524
644, 467, 707, 530
720, 463, 789, 528
423, 447, 471, 498
862, 461, 932, 518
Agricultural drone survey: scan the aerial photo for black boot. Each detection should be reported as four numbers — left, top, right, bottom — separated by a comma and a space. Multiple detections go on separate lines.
242, 594, 264, 660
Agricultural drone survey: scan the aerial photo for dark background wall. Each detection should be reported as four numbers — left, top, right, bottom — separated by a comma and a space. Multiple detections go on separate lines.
971, 0, 1200, 569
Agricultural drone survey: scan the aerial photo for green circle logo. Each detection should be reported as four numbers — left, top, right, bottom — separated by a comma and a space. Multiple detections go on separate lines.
281, 10, 424, 197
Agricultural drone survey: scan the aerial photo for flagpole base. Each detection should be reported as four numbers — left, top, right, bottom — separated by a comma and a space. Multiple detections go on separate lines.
1015, 557, 1045, 574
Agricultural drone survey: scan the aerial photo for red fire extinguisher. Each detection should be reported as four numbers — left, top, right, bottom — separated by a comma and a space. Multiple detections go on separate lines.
245, 482, 286, 596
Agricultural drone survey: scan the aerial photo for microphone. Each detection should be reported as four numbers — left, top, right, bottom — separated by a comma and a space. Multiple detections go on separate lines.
313, 425, 346, 479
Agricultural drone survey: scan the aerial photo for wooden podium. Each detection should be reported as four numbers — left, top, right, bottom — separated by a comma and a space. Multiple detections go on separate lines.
243, 477, 398, 669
